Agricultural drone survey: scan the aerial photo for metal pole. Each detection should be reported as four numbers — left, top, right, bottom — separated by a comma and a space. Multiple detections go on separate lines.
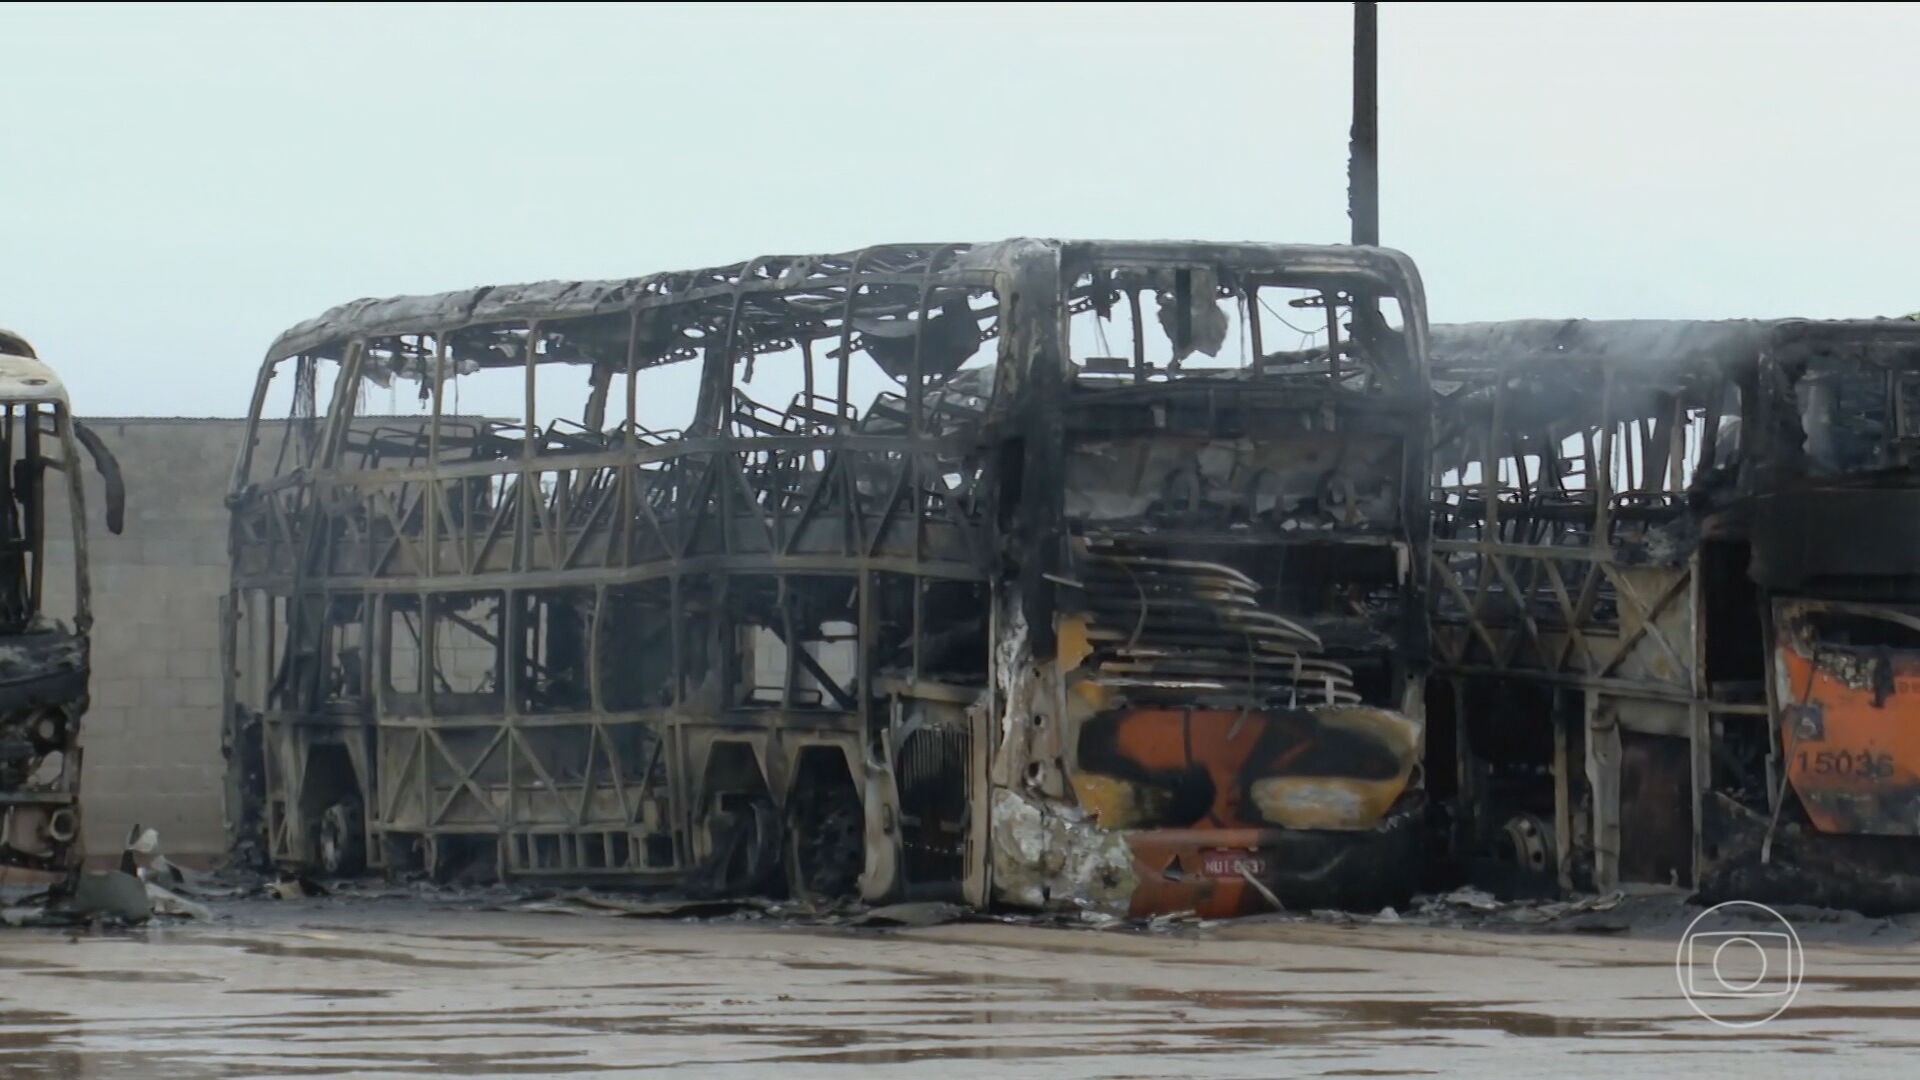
1349, 1, 1379, 246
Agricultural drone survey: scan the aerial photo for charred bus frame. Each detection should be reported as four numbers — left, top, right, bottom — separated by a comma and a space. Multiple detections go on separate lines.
1428, 318, 1920, 908
0, 330, 125, 877
224, 240, 1433, 914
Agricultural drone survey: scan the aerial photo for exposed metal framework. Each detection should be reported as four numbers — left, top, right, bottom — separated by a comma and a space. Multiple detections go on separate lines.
993, 243, 1433, 917
225, 240, 1434, 915
1427, 318, 1920, 909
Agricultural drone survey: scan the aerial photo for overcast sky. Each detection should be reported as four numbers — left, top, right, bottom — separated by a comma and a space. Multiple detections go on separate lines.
4, 1, 1917, 418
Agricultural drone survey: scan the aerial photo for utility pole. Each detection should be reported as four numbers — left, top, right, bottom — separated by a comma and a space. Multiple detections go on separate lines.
1348, 1, 1379, 247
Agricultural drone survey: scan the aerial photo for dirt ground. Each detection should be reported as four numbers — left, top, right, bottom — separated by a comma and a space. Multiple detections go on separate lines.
3, 895, 1920, 1079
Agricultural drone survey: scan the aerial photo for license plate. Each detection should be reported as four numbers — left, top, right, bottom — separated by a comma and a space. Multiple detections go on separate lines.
1201, 850, 1267, 879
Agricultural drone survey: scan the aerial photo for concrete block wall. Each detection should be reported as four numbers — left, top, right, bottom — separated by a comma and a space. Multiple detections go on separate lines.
31, 413, 499, 864
39, 418, 253, 862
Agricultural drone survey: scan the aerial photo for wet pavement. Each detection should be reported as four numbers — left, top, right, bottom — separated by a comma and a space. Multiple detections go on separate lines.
2, 899, 1919, 1078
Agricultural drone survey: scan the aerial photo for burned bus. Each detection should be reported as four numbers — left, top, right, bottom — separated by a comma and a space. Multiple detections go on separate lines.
1427, 318, 1920, 909
0, 330, 125, 877
223, 240, 1432, 915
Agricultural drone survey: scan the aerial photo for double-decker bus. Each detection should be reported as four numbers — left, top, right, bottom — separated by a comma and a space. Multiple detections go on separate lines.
224, 240, 1432, 916
1428, 318, 1920, 910
0, 329, 125, 877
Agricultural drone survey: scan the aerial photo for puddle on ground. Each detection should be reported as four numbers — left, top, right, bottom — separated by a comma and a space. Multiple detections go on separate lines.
184, 934, 503, 969
0, 1011, 82, 1060
1762, 1003, 1920, 1022
0, 1012, 74, 1053
0, 957, 64, 972
293, 926, 612, 957
0, 1011, 70, 1026
10, 910, 1916, 1074
232, 987, 396, 1000
1801, 973, 1920, 994
755, 953, 1889, 1055
774, 958, 1471, 1012
746, 1042, 1093, 1068
26, 969, 220, 984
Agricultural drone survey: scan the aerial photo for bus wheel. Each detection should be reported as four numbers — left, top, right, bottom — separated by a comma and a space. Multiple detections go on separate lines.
787, 764, 864, 904
317, 798, 365, 877
705, 795, 783, 896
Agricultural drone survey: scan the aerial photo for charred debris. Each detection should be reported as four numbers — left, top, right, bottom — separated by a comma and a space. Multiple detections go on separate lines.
219, 244, 1920, 921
